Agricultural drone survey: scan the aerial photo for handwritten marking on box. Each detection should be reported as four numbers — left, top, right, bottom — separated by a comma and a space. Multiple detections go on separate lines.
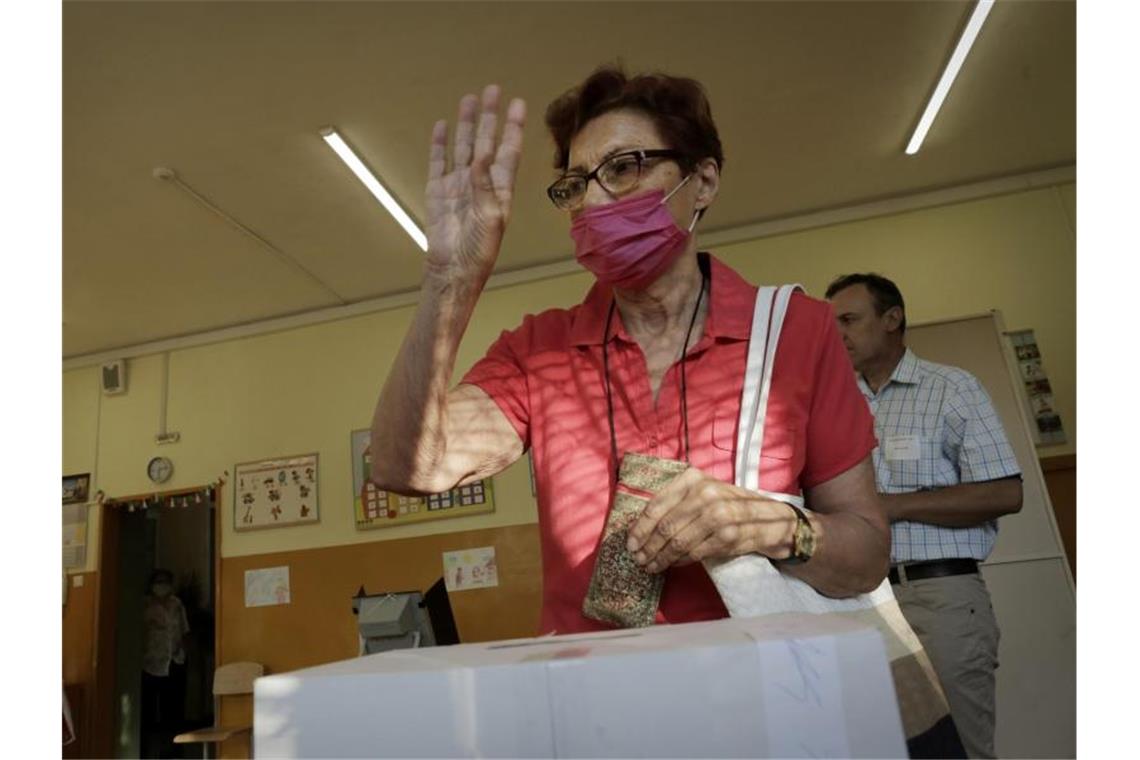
758, 636, 850, 758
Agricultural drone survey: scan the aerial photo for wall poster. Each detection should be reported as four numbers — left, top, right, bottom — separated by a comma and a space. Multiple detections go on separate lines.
351, 428, 495, 530
1007, 329, 1067, 446
63, 503, 88, 569
63, 473, 90, 505
244, 566, 291, 607
442, 546, 499, 591
234, 453, 320, 530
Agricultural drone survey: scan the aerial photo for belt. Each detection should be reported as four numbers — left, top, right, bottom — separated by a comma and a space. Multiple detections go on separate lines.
888, 558, 978, 584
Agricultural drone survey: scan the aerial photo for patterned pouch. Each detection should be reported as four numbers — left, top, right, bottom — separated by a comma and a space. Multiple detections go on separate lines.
581, 452, 690, 628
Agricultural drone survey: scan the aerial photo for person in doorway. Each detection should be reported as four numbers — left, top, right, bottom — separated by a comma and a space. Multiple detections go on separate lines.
370, 65, 889, 636
141, 568, 190, 759
826, 273, 1023, 759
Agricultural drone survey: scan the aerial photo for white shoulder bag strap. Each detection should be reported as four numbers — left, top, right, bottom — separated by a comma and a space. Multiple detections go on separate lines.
735, 284, 799, 493
704, 284, 896, 617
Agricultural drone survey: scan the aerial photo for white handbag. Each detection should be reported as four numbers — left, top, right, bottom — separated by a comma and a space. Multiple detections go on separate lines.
702, 283, 897, 615
701, 285, 958, 753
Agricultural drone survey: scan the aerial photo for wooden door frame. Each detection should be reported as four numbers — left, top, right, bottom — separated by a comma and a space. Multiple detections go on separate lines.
88, 485, 223, 759
88, 497, 121, 759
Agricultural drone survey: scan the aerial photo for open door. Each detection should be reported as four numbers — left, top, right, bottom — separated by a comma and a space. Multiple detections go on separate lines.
89, 488, 218, 759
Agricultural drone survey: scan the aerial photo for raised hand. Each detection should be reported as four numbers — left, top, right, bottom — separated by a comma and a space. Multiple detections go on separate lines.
424, 85, 527, 275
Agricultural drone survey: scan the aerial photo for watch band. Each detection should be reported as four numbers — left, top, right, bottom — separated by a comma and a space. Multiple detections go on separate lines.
775, 502, 813, 565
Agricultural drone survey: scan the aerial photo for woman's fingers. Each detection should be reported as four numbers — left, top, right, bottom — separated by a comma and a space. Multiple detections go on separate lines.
430, 85, 525, 235
452, 93, 479, 169
492, 97, 527, 181
436, 87, 524, 191
427, 119, 448, 182
647, 497, 752, 571
472, 84, 501, 170
627, 467, 703, 553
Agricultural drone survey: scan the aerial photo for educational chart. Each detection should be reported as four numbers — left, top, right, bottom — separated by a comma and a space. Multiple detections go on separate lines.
351, 428, 495, 529
234, 453, 320, 531
1007, 329, 1067, 445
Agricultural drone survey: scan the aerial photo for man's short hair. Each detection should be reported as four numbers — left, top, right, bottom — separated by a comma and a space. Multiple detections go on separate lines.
825, 273, 907, 334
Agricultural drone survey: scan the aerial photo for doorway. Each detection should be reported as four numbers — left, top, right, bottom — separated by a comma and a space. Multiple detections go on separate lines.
92, 487, 218, 759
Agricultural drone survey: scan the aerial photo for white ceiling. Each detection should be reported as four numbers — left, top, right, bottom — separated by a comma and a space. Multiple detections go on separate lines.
63, 0, 1075, 359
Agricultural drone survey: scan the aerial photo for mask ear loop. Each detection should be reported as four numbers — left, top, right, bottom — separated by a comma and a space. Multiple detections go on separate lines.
659, 172, 702, 233
660, 173, 694, 204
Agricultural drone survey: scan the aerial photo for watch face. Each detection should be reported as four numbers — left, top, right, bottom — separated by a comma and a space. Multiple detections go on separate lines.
147, 457, 173, 484
796, 520, 816, 559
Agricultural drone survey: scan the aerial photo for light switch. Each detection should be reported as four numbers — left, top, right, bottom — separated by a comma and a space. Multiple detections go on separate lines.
72, 575, 84, 587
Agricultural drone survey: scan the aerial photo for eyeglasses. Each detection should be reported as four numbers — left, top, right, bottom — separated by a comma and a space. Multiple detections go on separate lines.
546, 149, 685, 210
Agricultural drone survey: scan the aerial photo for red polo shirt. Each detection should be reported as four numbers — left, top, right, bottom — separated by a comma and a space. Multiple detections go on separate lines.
461, 253, 876, 634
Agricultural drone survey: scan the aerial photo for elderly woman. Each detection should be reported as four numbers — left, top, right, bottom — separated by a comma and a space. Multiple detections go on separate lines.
372, 66, 888, 635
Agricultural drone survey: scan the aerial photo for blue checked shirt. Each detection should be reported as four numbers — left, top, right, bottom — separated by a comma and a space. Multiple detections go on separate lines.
858, 349, 1021, 563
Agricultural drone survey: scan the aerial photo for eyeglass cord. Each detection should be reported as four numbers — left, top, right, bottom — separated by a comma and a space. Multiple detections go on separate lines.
601, 268, 708, 482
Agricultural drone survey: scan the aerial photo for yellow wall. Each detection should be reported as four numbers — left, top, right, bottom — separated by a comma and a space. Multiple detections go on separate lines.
63, 366, 105, 571
713, 182, 1076, 461
62, 181, 1076, 571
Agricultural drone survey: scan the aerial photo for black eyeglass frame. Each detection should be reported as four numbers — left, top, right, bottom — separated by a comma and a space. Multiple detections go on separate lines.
546, 148, 686, 210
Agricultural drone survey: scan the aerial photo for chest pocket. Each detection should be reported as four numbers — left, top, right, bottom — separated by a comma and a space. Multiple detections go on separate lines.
711, 413, 797, 484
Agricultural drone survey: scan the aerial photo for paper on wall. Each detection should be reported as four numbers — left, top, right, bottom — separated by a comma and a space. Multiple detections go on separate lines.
63, 503, 88, 569
245, 566, 291, 607
442, 546, 498, 591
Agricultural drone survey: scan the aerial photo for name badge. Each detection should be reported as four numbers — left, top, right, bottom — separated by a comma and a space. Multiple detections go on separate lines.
884, 434, 921, 462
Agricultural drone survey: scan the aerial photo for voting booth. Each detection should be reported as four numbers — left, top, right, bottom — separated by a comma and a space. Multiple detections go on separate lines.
352, 577, 460, 655
254, 613, 906, 758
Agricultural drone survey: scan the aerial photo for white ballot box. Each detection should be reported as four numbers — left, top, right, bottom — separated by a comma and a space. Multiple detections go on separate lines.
254, 613, 906, 758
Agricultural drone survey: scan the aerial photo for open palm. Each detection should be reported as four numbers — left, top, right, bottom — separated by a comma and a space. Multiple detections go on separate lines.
424, 85, 527, 274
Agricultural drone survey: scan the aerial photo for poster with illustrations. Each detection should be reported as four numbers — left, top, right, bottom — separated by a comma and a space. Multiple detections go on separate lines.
351, 428, 495, 530
234, 453, 320, 530
1007, 329, 1067, 446
442, 546, 499, 591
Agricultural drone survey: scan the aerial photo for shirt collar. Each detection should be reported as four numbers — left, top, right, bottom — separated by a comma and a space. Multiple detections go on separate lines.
569, 252, 757, 346
858, 347, 921, 396
890, 348, 922, 384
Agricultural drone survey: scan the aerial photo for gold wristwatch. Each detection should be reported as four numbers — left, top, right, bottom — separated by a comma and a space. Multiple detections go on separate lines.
777, 503, 816, 565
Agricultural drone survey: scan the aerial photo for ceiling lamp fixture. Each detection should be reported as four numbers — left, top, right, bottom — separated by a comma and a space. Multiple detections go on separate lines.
320, 127, 429, 251
905, 0, 995, 155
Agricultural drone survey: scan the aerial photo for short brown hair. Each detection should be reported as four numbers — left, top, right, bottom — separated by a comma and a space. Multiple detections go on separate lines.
544, 65, 725, 174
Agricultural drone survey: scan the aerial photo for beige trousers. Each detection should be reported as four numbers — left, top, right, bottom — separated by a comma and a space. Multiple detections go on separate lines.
893, 571, 1001, 759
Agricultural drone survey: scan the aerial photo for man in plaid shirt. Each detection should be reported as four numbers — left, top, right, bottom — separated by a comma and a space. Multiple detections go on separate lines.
827, 273, 1023, 760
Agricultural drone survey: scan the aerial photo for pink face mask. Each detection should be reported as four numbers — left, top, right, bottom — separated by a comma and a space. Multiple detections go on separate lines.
570, 176, 699, 290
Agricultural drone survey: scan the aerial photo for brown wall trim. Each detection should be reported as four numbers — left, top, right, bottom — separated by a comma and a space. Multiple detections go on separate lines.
1040, 453, 1076, 472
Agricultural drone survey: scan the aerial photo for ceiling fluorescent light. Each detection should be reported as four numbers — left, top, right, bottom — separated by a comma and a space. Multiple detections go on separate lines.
905, 0, 995, 155
320, 127, 428, 251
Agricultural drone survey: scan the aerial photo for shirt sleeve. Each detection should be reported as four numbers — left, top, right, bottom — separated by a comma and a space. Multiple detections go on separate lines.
943, 374, 1022, 483
800, 302, 878, 489
458, 326, 531, 448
